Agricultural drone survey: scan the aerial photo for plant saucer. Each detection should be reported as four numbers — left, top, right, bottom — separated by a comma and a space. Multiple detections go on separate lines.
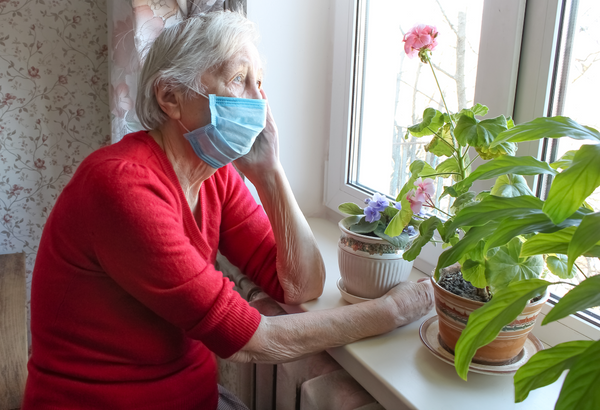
419, 315, 544, 376
337, 278, 372, 304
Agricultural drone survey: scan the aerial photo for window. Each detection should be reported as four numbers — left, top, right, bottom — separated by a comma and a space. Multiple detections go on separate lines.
326, 0, 599, 320
326, 0, 525, 273
519, 0, 600, 316
349, 0, 484, 214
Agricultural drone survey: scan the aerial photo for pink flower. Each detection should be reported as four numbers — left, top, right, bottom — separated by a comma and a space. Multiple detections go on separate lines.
36, 41, 42, 49
414, 177, 435, 202
30, 24, 35, 30
2, 214, 12, 224
406, 190, 423, 214
403, 25, 438, 59
90, 75, 99, 84
28, 66, 40, 79
76, 109, 85, 117
97, 44, 108, 59
42, 134, 48, 142
58, 75, 68, 84
34, 158, 46, 170
72, 16, 81, 24
63, 165, 73, 175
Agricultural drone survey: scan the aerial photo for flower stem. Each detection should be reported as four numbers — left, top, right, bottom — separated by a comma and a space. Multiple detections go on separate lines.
427, 57, 455, 131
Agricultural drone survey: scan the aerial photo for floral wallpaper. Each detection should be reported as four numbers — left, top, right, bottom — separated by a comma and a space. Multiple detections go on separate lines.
0, 0, 110, 287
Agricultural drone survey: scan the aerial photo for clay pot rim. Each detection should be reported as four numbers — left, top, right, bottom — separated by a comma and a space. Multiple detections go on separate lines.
430, 276, 550, 307
339, 215, 419, 244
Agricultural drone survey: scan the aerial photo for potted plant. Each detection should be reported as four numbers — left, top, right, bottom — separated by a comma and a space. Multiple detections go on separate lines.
394, 24, 600, 408
438, 118, 600, 407
339, 23, 598, 386
337, 192, 421, 299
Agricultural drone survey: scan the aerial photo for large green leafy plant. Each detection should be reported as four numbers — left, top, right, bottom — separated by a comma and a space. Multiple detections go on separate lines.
435, 118, 600, 409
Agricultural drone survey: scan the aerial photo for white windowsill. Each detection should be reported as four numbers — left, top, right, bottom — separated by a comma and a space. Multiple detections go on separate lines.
281, 217, 599, 410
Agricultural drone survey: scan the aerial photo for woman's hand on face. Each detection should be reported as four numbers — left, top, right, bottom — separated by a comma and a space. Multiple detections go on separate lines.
233, 89, 280, 180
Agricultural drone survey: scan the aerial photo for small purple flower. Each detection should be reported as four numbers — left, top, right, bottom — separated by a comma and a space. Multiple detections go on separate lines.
404, 225, 417, 236
364, 197, 371, 205
364, 206, 381, 223
368, 193, 389, 212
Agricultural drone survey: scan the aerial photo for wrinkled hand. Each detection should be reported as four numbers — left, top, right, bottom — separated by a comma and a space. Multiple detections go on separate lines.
384, 279, 434, 327
233, 89, 280, 181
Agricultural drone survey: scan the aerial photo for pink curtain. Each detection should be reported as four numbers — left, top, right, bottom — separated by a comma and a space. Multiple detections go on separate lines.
108, 0, 225, 142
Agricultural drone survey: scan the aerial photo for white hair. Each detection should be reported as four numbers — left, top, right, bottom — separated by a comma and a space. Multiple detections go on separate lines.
136, 10, 259, 130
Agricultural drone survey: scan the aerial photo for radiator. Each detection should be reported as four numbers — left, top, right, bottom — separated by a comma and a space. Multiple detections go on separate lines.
216, 254, 386, 410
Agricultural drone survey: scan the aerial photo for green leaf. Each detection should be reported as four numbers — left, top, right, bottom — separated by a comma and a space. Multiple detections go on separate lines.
485, 238, 545, 291
550, 150, 577, 171
544, 144, 600, 224
435, 156, 460, 178
407, 108, 445, 137
454, 279, 550, 380
426, 123, 455, 157
521, 226, 600, 258
454, 115, 508, 148
450, 191, 477, 214
567, 212, 600, 273
435, 225, 498, 280
349, 217, 379, 234
444, 195, 544, 240
483, 212, 585, 253
490, 174, 534, 197
555, 340, 600, 410
459, 241, 487, 288
546, 254, 576, 279
385, 198, 413, 237
492, 116, 600, 147
543, 275, 600, 325
454, 155, 557, 193
374, 225, 410, 248
514, 341, 594, 402
403, 216, 441, 261
461, 259, 487, 288
338, 202, 364, 216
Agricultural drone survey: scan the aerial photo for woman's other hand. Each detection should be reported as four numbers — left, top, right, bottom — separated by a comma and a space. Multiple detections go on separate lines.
384, 279, 435, 328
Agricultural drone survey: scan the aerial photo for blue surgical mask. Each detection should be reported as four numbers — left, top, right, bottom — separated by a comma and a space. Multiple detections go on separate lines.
180, 92, 267, 169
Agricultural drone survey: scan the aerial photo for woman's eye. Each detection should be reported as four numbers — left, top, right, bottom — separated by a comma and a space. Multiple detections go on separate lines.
234, 74, 244, 83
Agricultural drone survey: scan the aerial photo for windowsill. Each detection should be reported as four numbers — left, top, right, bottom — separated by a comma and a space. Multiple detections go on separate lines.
281, 217, 598, 410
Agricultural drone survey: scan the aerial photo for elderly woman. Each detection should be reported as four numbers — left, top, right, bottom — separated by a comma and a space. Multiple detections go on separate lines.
24, 10, 433, 410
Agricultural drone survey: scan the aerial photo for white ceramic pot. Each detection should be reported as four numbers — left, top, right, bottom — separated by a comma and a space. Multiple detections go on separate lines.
337, 216, 418, 299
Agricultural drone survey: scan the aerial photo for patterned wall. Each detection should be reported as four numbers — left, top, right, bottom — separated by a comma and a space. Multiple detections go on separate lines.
0, 0, 110, 302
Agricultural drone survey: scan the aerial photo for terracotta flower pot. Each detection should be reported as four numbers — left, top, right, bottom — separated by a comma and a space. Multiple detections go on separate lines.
337, 216, 417, 299
432, 276, 549, 365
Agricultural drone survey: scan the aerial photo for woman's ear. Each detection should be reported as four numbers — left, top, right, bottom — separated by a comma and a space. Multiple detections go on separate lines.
154, 82, 182, 121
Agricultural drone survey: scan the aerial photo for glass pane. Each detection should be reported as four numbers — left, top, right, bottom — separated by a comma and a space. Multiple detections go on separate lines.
350, 0, 484, 213
545, 0, 600, 315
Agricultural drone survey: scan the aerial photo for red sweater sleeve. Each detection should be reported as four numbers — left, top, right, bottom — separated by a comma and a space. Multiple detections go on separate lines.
82, 158, 260, 358
217, 165, 285, 303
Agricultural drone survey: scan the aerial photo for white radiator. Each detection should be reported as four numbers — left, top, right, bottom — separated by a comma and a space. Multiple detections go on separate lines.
217, 254, 386, 410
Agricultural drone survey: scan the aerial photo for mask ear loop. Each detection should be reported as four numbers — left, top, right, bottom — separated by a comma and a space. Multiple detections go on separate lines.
179, 84, 211, 133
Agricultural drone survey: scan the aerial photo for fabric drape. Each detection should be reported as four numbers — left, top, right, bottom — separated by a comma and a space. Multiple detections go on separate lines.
108, 0, 225, 143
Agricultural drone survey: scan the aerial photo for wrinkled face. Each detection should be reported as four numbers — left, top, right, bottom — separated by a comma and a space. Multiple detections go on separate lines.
179, 42, 263, 132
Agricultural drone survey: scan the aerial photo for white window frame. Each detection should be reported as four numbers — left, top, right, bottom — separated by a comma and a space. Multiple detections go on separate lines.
325, 0, 528, 274
325, 0, 599, 334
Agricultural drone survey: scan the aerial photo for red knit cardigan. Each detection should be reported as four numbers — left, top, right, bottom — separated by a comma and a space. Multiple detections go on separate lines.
23, 131, 284, 409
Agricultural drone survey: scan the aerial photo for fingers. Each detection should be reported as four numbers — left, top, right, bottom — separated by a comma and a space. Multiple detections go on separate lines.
386, 280, 434, 327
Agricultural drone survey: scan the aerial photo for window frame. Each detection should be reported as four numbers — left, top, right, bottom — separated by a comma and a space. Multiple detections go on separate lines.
325, 0, 528, 273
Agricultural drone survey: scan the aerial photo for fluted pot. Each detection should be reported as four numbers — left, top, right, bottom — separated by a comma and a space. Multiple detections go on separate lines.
337, 216, 418, 299
432, 276, 549, 365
